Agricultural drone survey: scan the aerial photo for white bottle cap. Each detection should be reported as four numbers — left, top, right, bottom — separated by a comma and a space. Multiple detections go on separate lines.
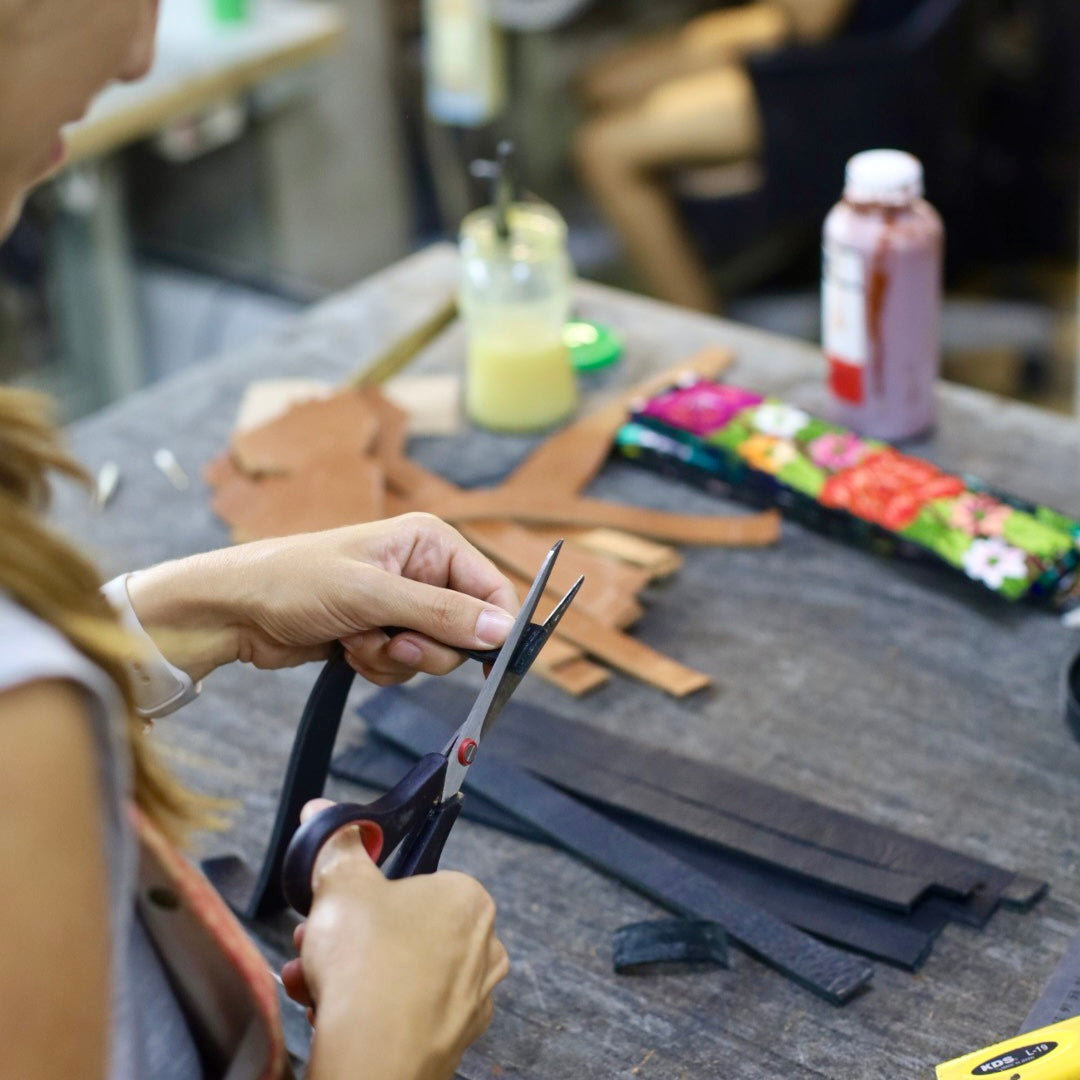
843, 149, 924, 204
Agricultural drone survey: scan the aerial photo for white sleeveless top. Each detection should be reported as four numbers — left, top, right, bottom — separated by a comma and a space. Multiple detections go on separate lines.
0, 591, 203, 1078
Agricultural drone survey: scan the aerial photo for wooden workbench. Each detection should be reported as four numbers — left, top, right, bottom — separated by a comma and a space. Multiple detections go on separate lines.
55, 244, 1080, 1078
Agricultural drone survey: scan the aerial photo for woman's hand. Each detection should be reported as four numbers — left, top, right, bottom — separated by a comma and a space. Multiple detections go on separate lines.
125, 514, 518, 686
280, 799, 509, 1080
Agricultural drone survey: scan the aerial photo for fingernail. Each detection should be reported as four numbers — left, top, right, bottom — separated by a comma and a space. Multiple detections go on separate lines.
476, 609, 514, 646
388, 638, 423, 666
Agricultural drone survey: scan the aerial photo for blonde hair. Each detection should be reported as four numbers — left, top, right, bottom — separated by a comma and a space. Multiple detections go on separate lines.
0, 387, 199, 844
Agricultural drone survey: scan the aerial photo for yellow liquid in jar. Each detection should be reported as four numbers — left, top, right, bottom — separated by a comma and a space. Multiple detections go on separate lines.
466, 336, 578, 432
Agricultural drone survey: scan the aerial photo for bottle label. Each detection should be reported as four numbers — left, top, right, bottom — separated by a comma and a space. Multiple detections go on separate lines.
822, 241, 867, 404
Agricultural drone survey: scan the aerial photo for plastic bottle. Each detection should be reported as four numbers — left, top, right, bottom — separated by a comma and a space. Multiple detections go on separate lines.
821, 149, 943, 441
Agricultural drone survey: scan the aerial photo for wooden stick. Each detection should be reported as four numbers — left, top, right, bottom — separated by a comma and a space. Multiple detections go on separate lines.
344, 295, 457, 388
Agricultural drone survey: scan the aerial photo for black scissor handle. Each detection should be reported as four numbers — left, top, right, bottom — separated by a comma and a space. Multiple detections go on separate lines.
282, 751, 448, 916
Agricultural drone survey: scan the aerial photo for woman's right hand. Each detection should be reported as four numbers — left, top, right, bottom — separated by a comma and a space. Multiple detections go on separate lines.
281, 799, 509, 1080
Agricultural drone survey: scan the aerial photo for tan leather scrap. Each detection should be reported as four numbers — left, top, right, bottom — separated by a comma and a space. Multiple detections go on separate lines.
428, 491, 781, 546
500, 347, 733, 497
203, 347, 775, 698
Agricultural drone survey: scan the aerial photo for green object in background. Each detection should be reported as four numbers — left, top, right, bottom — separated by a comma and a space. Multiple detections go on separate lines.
564, 320, 623, 373
213, 0, 249, 23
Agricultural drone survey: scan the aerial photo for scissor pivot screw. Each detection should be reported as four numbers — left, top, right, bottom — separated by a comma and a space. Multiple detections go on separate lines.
458, 739, 479, 766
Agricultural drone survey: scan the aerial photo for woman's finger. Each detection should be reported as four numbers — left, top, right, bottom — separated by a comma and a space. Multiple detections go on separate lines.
280, 957, 313, 1008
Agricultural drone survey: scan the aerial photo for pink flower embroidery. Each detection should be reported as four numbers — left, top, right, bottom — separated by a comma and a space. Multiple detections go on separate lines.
808, 432, 871, 471
948, 493, 1012, 537
641, 382, 763, 436
962, 537, 1028, 589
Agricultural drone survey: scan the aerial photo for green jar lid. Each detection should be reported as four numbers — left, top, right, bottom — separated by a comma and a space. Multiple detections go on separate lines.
564, 321, 623, 372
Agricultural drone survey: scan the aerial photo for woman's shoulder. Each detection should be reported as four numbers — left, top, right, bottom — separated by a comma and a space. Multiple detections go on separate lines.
0, 589, 120, 711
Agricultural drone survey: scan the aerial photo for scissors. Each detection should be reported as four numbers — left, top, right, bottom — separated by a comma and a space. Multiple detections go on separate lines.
281, 540, 583, 915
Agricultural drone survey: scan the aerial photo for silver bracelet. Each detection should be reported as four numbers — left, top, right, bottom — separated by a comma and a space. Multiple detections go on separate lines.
101, 574, 201, 719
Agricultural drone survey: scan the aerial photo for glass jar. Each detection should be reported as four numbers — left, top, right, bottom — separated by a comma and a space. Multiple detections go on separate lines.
459, 200, 578, 432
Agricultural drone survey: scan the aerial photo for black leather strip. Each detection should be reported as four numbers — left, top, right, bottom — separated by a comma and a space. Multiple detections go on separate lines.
613, 919, 728, 974
360, 698, 875, 1005
332, 740, 943, 970
204, 648, 355, 919
378, 680, 1044, 910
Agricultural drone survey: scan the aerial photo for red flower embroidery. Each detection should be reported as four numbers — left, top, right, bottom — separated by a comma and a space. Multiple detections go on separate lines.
820, 450, 965, 530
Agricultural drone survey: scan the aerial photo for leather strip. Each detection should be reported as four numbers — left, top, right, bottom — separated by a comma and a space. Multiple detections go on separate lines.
613, 919, 728, 974
561, 527, 684, 579
372, 680, 1043, 910
356, 697, 875, 1004
500, 569, 710, 698
539, 656, 612, 696
332, 738, 943, 969
204, 648, 356, 919
464, 519, 648, 629
378, 449, 710, 697
499, 348, 734, 498
430, 491, 782, 547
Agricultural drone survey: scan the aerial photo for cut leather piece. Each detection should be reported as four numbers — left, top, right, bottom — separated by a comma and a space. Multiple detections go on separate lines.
500, 568, 710, 698
613, 919, 728, 975
332, 735, 944, 970
500, 347, 734, 498
537, 656, 612, 696
430, 491, 782, 547
230, 390, 380, 476
359, 699, 875, 1004
203, 450, 245, 490
532, 634, 584, 669
384, 680, 1041, 910
376, 424, 779, 550
563, 527, 684, 579
212, 455, 386, 542
463, 520, 647, 630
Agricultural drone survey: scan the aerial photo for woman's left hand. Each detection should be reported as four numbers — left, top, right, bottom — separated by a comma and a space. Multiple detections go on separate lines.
125, 514, 518, 687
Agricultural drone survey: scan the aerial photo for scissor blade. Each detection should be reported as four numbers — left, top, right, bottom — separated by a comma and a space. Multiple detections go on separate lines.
439, 541, 564, 798
477, 574, 584, 740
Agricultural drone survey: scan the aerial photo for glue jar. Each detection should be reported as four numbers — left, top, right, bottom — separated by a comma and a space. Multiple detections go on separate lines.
822, 149, 943, 441
459, 199, 578, 432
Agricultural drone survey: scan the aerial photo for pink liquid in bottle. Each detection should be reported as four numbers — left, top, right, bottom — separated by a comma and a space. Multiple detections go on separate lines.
822, 149, 943, 442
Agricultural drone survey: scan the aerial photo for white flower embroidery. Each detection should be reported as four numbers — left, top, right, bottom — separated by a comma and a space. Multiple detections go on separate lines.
962, 537, 1028, 589
752, 403, 811, 439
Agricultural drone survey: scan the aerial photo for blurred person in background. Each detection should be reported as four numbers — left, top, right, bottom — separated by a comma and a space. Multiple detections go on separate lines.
0, 2, 514, 1077
575, 0, 856, 311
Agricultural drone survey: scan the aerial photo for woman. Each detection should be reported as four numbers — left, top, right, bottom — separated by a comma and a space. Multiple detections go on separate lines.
574, 0, 856, 312
0, 2, 514, 1077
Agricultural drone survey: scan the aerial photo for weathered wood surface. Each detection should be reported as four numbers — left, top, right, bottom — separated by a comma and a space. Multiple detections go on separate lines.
55, 245, 1080, 1078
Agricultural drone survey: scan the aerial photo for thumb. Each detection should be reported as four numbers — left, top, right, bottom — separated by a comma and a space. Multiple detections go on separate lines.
300, 799, 383, 896
364, 569, 517, 650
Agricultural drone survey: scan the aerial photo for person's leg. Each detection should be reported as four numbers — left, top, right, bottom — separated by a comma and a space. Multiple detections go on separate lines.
575, 66, 762, 311
575, 30, 690, 112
